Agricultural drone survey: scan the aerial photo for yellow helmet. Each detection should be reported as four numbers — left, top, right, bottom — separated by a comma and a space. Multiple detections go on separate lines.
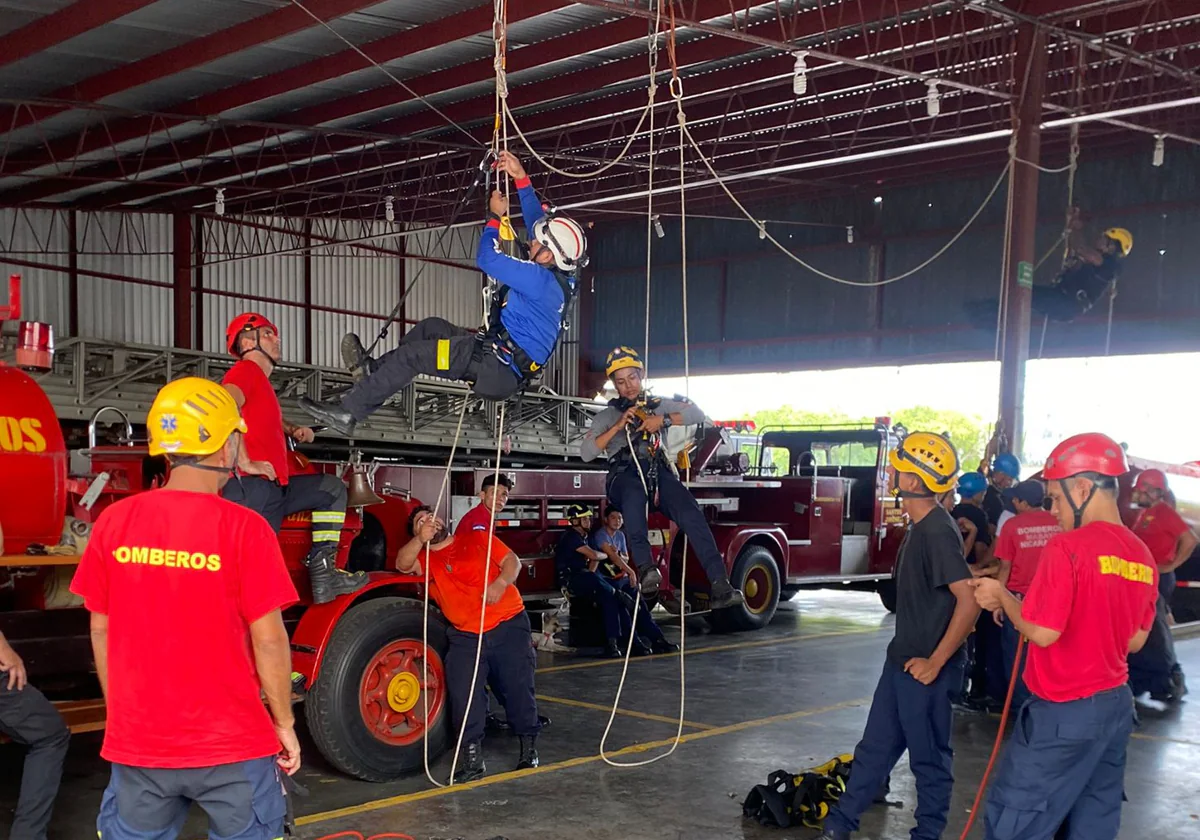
888, 431, 960, 494
605, 346, 644, 378
1103, 227, 1132, 257
147, 377, 247, 457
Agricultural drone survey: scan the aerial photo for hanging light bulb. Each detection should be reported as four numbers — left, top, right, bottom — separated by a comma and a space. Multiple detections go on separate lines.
846, 226, 854, 244
385, 194, 395, 223
1153, 135, 1165, 168
214, 188, 225, 217
758, 224, 767, 240
792, 51, 809, 96
926, 80, 940, 118
652, 214, 665, 239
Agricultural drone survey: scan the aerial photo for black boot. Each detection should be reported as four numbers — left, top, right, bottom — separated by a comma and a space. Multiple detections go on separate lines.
631, 636, 653, 657
340, 333, 378, 383
485, 713, 510, 735
709, 578, 745, 610
298, 397, 357, 437
305, 544, 368, 605
651, 637, 680, 654
516, 734, 539, 770
639, 566, 663, 596
450, 741, 485, 784
604, 639, 622, 659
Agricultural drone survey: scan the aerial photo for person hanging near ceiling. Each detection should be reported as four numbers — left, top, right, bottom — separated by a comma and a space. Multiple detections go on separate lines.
1032, 208, 1132, 323
816, 432, 978, 840
970, 433, 1157, 840
219, 313, 366, 605
1128, 468, 1192, 702
580, 347, 744, 610
299, 151, 588, 436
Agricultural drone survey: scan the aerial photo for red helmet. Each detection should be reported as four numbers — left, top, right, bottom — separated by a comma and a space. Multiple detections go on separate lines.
1133, 468, 1168, 493
1042, 432, 1128, 480
225, 312, 278, 355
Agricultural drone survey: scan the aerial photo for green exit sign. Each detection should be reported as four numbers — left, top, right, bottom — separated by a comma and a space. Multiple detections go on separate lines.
1017, 261, 1033, 289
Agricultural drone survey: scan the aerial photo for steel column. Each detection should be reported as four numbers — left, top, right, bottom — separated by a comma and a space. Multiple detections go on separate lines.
67, 210, 79, 338
998, 24, 1048, 456
173, 213, 193, 348
303, 219, 313, 365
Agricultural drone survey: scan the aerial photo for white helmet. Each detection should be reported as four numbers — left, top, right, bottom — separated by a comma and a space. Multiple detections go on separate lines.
532, 215, 588, 272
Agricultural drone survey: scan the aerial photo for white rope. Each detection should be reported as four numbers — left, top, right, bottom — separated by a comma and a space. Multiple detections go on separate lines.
600, 60, 689, 769
643, 1, 661, 374
678, 119, 1011, 287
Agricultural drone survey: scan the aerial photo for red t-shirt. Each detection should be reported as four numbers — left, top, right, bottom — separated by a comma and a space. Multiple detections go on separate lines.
70, 489, 299, 768
1022, 522, 1158, 703
455, 503, 495, 536
222, 360, 289, 485
1132, 501, 1189, 569
993, 509, 1061, 595
428, 531, 524, 634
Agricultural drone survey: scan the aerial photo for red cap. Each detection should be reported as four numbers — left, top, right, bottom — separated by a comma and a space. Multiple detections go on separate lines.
1042, 432, 1128, 480
1133, 468, 1168, 492
225, 312, 278, 355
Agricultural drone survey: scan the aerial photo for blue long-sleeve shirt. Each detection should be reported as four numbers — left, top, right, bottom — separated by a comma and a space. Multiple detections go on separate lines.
475, 179, 572, 366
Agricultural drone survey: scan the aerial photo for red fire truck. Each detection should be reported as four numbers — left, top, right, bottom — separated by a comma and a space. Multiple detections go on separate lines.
0, 273, 911, 783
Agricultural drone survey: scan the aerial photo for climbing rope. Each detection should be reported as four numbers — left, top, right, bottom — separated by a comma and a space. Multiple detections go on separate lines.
600, 8, 689, 767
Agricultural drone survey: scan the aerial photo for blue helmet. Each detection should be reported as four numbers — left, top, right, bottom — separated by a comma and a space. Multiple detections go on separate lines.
957, 471, 988, 498
992, 452, 1021, 479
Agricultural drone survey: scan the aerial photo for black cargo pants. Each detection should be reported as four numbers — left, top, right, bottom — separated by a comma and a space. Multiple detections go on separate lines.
0, 681, 69, 840
340, 318, 520, 420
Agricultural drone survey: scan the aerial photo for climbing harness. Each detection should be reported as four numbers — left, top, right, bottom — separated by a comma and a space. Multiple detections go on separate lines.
742, 755, 854, 829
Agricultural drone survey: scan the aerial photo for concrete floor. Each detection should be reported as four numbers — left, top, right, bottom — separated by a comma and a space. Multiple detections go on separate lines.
4, 591, 1199, 840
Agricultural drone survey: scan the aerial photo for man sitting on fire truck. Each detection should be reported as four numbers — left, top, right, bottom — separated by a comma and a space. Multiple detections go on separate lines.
298, 151, 587, 437
219, 313, 367, 605
580, 346, 743, 609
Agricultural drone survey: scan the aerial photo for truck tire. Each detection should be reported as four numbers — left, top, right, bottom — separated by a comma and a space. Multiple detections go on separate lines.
877, 577, 898, 613
709, 545, 781, 633
305, 597, 450, 782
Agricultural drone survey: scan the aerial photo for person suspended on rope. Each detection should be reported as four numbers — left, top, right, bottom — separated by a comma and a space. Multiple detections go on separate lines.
397, 506, 541, 784
1128, 468, 1192, 703
580, 347, 744, 610
299, 151, 588, 436
970, 433, 1157, 840
1032, 208, 1132, 323
219, 313, 366, 605
815, 432, 978, 840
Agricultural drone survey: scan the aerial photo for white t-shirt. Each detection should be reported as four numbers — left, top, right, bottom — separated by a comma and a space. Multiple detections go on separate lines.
995, 509, 1015, 537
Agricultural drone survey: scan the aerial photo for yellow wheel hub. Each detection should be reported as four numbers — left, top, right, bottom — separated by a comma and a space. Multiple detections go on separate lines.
745, 578, 759, 599
387, 672, 421, 713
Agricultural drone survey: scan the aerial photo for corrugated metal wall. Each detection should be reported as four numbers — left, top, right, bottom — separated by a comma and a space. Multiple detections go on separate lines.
309, 220, 403, 368
202, 216, 307, 363
0, 208, 71, 331
587, 144, 1200, 376
76, 212, 173, 346
406, 226, 483, 331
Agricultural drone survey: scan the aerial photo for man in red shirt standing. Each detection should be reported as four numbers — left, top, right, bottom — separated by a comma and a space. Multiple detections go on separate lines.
972, 433, 1158, 840
220, 313, 366, 604
397, 506, 541, 784
990, 479, 1060, 708
455, 474, 512, 536
1129, 468, 1192, 702
71, 377, 301, 840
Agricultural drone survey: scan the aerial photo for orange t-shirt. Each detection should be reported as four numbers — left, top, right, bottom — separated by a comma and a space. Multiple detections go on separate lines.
427, 531, 523, 633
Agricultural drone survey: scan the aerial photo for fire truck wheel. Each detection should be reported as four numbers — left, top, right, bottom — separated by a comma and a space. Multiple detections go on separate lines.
305, 597, 450, 782
876, 577, 898, 613
710, 545, 781, 633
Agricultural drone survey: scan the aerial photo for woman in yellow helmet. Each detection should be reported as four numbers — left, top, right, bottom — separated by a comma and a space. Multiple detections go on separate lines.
1033, 207, 1131, 322
817, 431, 979, 840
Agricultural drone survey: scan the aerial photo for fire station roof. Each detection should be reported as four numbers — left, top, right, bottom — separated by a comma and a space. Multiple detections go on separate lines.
1, 0, 1198, 223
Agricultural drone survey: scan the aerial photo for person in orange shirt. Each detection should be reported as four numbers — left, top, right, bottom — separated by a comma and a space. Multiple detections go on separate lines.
396, 505, 541, 783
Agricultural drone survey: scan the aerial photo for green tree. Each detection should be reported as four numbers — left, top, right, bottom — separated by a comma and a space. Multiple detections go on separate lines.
743, 405, 988, 474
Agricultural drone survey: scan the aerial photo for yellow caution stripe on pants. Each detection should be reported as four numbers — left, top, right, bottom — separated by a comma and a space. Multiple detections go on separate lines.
312, 510, 345, 544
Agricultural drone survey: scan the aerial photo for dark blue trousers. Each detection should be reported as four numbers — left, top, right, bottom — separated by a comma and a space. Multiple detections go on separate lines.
446, 612, 540, 744
568, 571, 625, 642
607, 465, 727, 586
612, 577, 667, 643
1128, 590, 1177, 696
825, 654, 965, 840
985, 685, 1134, 840
999, 615, 1031, 709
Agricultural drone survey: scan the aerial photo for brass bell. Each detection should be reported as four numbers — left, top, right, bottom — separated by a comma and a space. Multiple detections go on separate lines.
347, 468, 385, 508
